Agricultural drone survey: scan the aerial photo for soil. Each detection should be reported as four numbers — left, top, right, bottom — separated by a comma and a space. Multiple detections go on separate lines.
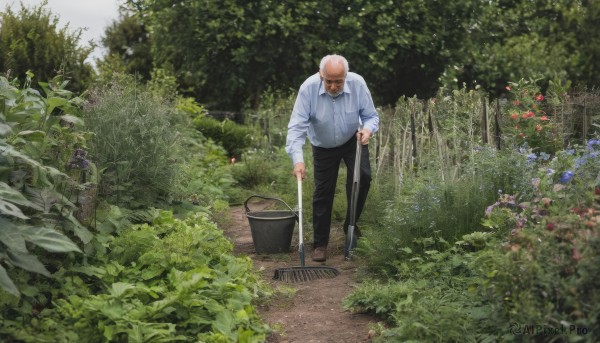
220, 199, 379, 343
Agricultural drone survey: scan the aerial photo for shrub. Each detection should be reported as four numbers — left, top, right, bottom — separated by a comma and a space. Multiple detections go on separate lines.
83, 75, 179, 207
193, 115, 252, 159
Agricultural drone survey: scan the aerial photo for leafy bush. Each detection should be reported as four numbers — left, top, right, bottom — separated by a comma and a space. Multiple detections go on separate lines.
83, 75, 180, 207
0, 75, 89, 297
0, 211, 271, 342
503, 79, 563, 155
193, 116, 253, 159
361, 147, 535, 277
347, 138, 600, 342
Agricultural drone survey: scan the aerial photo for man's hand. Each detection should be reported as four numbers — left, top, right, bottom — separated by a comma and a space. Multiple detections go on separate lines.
357, 128, 372, 145
293, 162, 306, 180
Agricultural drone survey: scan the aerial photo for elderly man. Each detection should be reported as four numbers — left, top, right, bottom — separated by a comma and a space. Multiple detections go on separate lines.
285, 54, 379, 262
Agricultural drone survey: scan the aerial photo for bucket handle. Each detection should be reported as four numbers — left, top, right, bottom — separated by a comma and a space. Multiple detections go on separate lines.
244, 195, 299, 221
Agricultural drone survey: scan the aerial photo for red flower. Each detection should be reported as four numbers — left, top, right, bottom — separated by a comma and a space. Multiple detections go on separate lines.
546, 223, 555, 231
527, 111, 535, 118
513, 100, 521, 106
519, 132, 526, 138
540, 116, 549, 121
537, 94, 544, 102
511, 113, 518, 120
535, 124, 542, 132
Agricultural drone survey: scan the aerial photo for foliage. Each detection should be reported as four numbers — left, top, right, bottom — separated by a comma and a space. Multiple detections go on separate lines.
344, 230, 504, 342
445, 0, 587, 96
123, 0, 484, 110
193, 116, 253, 159
0, 2, 94, 93
0, 210, 271, 342
170, 114, 236, 209
347, 133, 600, 341
0, 75, 89, 297
362, 133, 536, 276
99, 11, 153, 82
83, 74, 180, 208
503, 79, 563, 154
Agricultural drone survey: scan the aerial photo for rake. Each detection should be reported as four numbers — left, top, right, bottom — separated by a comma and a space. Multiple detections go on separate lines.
273, 176, 340, 282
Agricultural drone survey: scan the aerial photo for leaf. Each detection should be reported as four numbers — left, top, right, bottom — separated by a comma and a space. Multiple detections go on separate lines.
22, 227, 82, 253
0, 145, 42, 168
17, 130, 46, 142
0, 181, 34, 207
0, 123, 12, 136
7, 251, 51, 276
0, 199, 29, 219
47, 97, 68, 114
0, 264, 20, 297
213, 310, 234, 335
110, 282, 137, 298
0, 219, 28, 252
60, 114, 83, 126
68, 219, 94, 244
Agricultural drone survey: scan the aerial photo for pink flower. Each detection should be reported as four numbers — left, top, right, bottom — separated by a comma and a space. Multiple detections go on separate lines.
511, 113, 518, 120
513, 100, 521, 106
535, 124, 542, 132
536, 94, 544, 102
506, 86, 511, 91
540, 116, 549, 121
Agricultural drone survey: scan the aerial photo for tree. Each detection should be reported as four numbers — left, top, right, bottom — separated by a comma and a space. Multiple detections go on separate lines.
98, 11, 153, 81
447, 0, 587, 96
125, 0, 480, 110
0, 2, 94, 93
124, 0, 596, 111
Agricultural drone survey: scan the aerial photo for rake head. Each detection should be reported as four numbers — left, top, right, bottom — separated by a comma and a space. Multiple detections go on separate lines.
273, 266, 340, 283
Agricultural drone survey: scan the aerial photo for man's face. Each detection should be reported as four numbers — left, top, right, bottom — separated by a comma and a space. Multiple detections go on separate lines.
320, 62, 345, 97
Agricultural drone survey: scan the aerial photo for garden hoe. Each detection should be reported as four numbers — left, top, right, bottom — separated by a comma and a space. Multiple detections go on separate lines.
344, 135, 362, 260
273, 175, 340, 282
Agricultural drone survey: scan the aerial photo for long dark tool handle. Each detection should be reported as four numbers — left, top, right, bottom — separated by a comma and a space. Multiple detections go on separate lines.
244, 194, 298, 220
345, 137, 362, 259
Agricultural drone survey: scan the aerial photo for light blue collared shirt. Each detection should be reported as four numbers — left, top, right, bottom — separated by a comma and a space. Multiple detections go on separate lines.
285, 72, 379, 165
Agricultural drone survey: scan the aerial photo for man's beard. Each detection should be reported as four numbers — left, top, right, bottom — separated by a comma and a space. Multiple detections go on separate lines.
327, 90, 343, 98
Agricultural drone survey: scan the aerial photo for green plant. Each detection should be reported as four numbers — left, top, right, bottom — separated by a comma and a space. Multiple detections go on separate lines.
504, 79, 563, 155
1, 210, 272, 342
0, 75, 89, 297
193, 116, 253, 159
83, 74, 180, 207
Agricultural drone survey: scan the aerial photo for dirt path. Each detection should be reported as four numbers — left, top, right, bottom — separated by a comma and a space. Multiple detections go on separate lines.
221, 200, 378, 343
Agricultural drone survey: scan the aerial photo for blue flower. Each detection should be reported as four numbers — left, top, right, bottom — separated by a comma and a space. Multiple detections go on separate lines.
586, 139, 600, 151
560, 170, 574, 184
546, 168, 555, 176
526, 153, 537, 164
539, 152, 551, 161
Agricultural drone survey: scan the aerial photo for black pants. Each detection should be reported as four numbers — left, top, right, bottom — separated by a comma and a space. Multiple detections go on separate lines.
311, 135, 371, 248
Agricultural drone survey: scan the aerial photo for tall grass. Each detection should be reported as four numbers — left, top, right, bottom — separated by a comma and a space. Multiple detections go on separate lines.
83, 75, 179, 207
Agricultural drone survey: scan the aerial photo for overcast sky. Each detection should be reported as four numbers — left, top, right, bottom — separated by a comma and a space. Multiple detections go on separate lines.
4, 0, 122, 65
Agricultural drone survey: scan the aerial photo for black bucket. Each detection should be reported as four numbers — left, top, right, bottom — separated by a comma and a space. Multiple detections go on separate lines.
244, 195, 297, 254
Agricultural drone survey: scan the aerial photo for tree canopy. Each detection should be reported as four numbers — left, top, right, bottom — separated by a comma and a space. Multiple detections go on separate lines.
115, 0, 597, 111
0, 3, 94, 92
